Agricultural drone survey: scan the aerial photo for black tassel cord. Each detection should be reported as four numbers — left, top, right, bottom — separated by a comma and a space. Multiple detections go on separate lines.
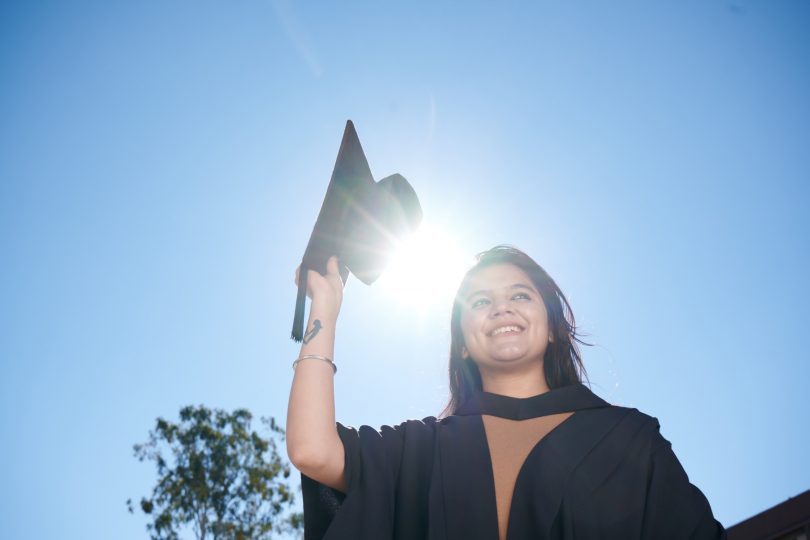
291, 266, 308, 342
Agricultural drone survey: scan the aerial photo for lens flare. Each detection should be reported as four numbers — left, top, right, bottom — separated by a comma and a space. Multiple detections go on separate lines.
377, 222, 469, 310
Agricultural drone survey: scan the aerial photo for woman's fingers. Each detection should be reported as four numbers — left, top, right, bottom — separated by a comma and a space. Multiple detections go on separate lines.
326, 257, 346, 292
293, 258, 343, 297
291, 258, 343, 319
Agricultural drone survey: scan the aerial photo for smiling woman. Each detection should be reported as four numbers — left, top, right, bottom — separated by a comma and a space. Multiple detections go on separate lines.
444, 245, 587, 415
287, 245, 727, 540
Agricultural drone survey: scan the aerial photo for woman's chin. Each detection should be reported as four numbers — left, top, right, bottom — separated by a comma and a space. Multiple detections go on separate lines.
485, 348, 532, 366
496, 344, 531, 360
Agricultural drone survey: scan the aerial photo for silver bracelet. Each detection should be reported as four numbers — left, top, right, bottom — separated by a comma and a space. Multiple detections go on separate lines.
293, 354, 337, 373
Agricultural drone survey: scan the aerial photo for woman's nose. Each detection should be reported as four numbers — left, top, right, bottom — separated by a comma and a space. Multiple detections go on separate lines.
490, 298, 514, 316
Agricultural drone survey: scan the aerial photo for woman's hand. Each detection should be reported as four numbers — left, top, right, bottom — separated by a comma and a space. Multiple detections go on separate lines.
295, 256, 344, 324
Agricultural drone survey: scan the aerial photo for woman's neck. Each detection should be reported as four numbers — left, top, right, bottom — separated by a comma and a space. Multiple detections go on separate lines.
479, 361, 550, 398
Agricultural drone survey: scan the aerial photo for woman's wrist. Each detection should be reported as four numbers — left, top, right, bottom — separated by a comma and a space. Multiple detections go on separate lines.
307, 300, 339, 328
299, 312, 336, 355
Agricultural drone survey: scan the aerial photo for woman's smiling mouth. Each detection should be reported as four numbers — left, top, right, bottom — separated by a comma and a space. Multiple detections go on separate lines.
489, 325, 524, 336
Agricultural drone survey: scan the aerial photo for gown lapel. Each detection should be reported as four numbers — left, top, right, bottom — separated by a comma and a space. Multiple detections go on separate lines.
505, 407, 630, 539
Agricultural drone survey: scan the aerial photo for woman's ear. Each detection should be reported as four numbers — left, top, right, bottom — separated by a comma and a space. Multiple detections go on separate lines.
461, 346, 469, 359
548, 332, 554, 343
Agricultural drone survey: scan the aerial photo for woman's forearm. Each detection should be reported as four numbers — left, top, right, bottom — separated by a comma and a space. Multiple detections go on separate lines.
286, 308, 341, 469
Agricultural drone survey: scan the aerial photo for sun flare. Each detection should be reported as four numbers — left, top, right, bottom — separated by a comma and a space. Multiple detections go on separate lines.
377, 222, 470, 311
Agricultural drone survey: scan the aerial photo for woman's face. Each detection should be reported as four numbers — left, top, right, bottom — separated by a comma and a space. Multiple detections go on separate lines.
458, 263, 552, 370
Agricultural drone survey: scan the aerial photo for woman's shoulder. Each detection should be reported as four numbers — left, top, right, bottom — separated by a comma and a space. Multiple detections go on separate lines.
604, 403, 659, 424
589, 403, 671, 453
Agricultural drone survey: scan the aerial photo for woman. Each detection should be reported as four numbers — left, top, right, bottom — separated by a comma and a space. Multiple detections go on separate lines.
287, 245, 726, 540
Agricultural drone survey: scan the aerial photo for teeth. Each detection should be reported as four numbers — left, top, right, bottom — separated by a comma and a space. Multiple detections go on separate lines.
491, 325, 521, 336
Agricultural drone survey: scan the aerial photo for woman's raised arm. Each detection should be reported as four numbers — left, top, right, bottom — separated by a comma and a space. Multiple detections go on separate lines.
286, 256, 347, 492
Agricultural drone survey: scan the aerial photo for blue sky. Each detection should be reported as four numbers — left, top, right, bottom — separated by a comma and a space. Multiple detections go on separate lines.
1, 1, 808, 538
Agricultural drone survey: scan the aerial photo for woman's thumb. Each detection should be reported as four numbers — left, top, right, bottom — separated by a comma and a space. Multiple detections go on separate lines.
326, 256, 340, 276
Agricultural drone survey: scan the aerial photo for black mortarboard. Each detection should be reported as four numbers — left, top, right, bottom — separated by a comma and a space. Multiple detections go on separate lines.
291, 120, 422, 342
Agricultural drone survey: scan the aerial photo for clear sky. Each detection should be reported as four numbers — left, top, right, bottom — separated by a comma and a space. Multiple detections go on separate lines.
1, 1, 809, 539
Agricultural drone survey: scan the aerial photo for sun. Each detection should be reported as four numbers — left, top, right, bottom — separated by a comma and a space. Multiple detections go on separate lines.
376, 221, 470, 311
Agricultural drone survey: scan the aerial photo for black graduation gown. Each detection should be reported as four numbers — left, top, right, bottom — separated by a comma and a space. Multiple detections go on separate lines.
301, 384, 726, 540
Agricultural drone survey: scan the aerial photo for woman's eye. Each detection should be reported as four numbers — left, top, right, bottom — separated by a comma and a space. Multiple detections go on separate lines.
471, 298, 490, 308
513, 292, 531, 300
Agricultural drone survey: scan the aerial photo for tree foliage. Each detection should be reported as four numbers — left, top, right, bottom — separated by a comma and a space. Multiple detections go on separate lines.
128, 405, 303, 540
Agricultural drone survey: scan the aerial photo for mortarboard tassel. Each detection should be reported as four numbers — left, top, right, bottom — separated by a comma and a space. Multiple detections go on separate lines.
291, 265, 308, 342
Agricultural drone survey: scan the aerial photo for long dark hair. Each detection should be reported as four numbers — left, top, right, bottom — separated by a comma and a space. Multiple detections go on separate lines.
440, 245, 588, 418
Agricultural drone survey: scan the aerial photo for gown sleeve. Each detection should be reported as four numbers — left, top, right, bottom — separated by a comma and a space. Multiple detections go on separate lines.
301, 417, 437, 540
641, 420, 727, 540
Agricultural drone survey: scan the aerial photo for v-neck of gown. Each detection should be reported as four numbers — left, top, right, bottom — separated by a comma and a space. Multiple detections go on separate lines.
455, 384, 610, 540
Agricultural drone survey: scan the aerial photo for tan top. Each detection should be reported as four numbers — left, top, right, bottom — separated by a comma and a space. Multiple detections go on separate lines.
481, 412, 574, 540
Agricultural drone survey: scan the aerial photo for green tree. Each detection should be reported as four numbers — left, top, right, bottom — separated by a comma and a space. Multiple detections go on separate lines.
128, 405, 303, 540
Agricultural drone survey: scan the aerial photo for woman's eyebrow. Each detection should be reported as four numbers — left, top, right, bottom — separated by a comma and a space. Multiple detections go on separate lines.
511, 283, 537, 292
465, 289, 490, 301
